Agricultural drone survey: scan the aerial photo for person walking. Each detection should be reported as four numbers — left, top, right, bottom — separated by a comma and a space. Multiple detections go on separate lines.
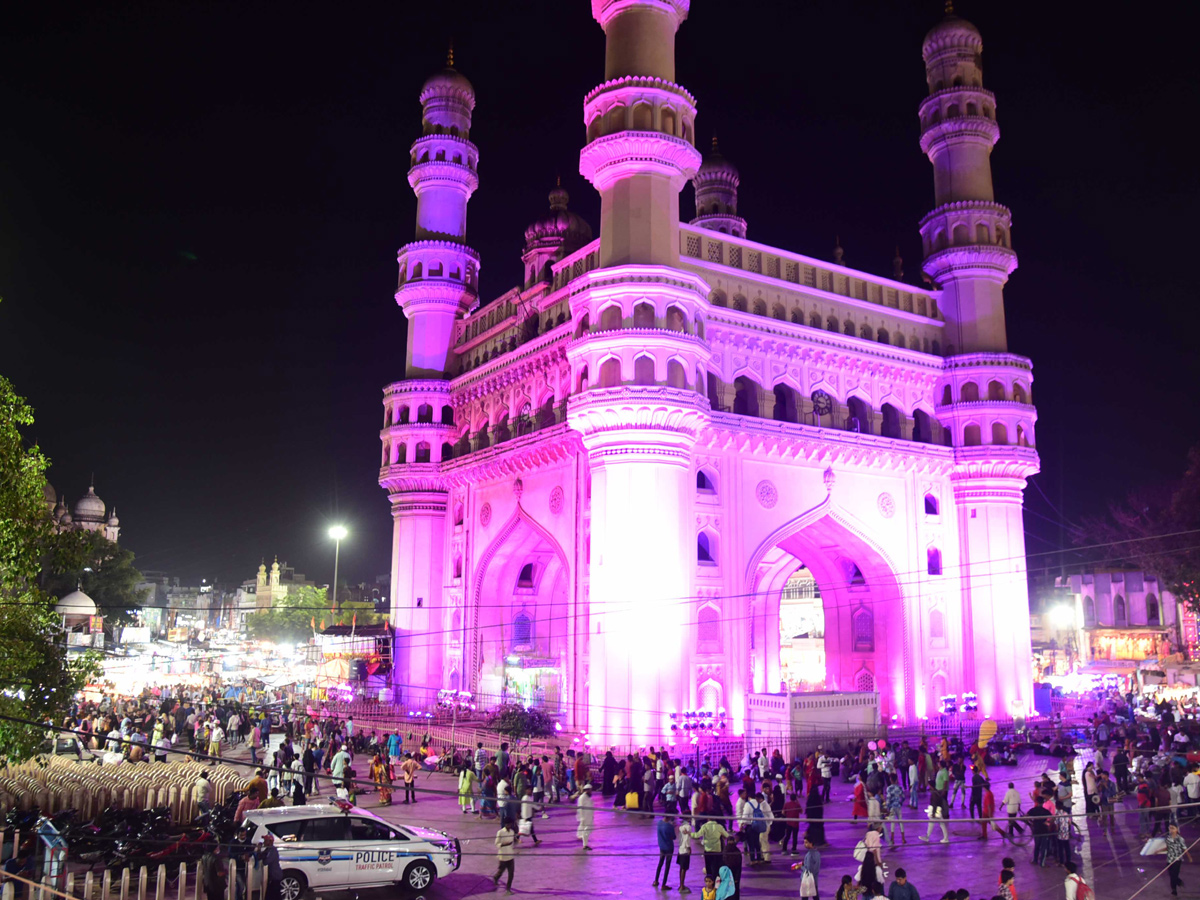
493, 821, 519, 895
885, 775, 905, 846
254, 833, 282, 900
1002, 783, 1024, 837
1063, 862, 1090, 900
654, 815, 676, 889
696, 816, 730, 881
458, 762, 479, 814
781, 792, 802, 856
677, 818, 695, 893
795, 836, 821, 900
576, 783, 595, 850
1166, 822, 1192, 896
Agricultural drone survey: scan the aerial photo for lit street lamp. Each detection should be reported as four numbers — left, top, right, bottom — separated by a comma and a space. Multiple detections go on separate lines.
329, 525, 348, 614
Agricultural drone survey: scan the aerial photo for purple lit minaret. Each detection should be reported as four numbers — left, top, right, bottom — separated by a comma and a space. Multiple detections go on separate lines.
922, 7, 1038, 720
380, 49, 480, 704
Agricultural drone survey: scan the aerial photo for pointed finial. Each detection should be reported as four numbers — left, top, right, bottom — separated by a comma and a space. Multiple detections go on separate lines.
446, 39, 454, 68
892, 245, 904, 281
944, 0, 954, 14
711, 134, 719, 153
556, 174, 561, 187
833, 235, 844, 265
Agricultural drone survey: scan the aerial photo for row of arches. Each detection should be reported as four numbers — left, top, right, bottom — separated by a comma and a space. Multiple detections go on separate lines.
711, 292, 940, 355
580, 301, 703, 338
397, 256, 478, 289
1082, 594, 1160, 628
585, 94, 695, 145
941, 379, 1030, 405
921, 98, 995, 131
575, 357, 705, 392
924, 219, 1010, 254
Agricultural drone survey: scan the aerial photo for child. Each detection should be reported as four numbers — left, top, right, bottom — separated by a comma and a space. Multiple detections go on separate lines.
701, 875, 717, 900
520, 790, 543, 845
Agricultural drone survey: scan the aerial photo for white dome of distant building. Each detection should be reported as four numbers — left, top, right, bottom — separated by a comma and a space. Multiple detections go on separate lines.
107, 508, 120, 527
73, 485, 106, 522
56, 589, 97, 617
43, 483, 57, 507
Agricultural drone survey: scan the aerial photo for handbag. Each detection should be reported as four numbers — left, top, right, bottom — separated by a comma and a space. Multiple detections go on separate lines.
626, 791, 640, 810
800, 872, 818, 898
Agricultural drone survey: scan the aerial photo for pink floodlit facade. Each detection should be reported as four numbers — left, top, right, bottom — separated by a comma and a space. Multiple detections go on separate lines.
379, 2, 1039, 743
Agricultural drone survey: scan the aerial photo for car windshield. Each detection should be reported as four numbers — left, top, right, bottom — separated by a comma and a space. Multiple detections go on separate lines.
350, 818, 402, 841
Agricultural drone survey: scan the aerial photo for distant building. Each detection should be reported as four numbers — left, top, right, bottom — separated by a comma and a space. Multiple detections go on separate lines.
249, 558, 318, 612
44, 481, 120, 542
1056, 570, 1182, 677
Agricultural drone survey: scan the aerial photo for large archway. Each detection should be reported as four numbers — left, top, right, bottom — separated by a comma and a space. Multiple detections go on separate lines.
470, 511, 572, 717
746, 498, 913, 720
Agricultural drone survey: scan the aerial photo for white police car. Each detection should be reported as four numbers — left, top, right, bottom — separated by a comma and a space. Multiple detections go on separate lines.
243, 803, 460, 897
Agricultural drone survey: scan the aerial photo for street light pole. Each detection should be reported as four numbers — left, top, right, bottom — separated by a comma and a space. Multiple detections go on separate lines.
329, 525, 348, 615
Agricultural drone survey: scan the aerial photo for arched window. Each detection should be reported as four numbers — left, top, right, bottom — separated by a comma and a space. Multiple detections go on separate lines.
441, 405, 455, 425
733, 295, 748, 312
963, 424, 982, 446
733, 376, 759, 417
880, 403, 902, 439
914, 409, 934, 443
961, 382, 979, 402
791, 309, 804, 325
599, 358, 621, 388
924, 493, 940, 516
600, 306, 623, 330
895, 333, 906, 349
398, 406, 411, 424
1084, 596, 1096, 627
697, 679, 722, 713
843, 320, 856, 336
665, 306, 687, 332
849, 563, 866, 587
847, 396, 870, 433
853, 608, 874, 651
667, 360, 687, 389
930, 609, 945, 640
633, 302, 655, 328
991, 421, 1009, 445
1114, 595, 1127, 626
711, 291, 727, 308
855, 670, 875, 693
696, 470, 716, 494
575, 313, 590, 337
576, 365, 589, 393
1013, 384, 1028, 404
697, 532, 716, 564
634, 355, 656, 385
752, 299, 767, 317
454, 502, 464, 526
441, 441, 453, 461
415, 441, 431, 463
940, 385, 952, 406
773, 384, 797, 422
395, 443, 407, 464
826, 315, 839, 332
860, 324, 874, 341
453, 555, 463, 579
772, 304, 786, 321
876, 327, 890, 345
697, 607, 720, 647
927, 547, 942, 576
512, 612, 533, 648
810, 312, 822, 329
988, 380, 1006, 401
517, 563, 535, 589
1147, 594, 1160, 626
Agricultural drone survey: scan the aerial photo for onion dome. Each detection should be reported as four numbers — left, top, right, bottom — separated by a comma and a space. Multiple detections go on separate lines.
923, 5, 982, 55
73, 484, 106, 522
695, 136, 739, 182
53, 494, 68, 521
43, 483, 57, 507
56, 589, 97, 617
420, 44, 475, 104
107, 507, 120, 527
523, 181, 593, 253
59, 508, 73, 526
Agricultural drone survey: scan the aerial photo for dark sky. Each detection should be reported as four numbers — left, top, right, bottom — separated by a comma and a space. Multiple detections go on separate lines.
2, 1, 1196, 587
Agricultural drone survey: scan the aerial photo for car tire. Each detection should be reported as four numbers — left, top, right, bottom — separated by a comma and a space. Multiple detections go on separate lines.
402, 860, 435, 892
278, 870, 307, 900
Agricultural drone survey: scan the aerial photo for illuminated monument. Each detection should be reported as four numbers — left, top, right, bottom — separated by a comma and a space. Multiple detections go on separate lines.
379, 2, 1039, 741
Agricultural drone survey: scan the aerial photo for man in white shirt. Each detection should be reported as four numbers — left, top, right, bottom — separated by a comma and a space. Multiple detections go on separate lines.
676, 820, 694, 892
493, 822, 519, 894
1002, 782, 1024, 837
576, 784, 595, 849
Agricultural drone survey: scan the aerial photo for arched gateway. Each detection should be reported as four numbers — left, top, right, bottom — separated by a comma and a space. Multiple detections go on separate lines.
379, 2, 1039, 744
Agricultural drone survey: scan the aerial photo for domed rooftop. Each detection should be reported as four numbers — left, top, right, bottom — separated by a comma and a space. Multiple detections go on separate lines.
107, 508, 120, 527
695, 137, 738, 181
56, 589, 97, 618
421, 46, 474, 100
73, 484, 106, 521
43, 483, 57, 507
524, 181, 593, 250
923, 10, 982, 51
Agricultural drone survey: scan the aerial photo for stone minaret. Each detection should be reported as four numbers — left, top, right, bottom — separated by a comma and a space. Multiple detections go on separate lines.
917, 7, 1017, 354
380, 50, 479, 704
569, 0, 713, 742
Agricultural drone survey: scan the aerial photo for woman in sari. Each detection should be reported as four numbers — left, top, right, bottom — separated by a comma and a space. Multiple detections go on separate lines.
371, 754, 392, 805
805, 784, 826, 846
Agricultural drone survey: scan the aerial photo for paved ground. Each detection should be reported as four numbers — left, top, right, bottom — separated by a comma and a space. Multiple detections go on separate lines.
240, 743, 1191, 900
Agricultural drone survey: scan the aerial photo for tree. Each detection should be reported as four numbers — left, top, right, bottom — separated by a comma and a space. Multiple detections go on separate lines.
245, 585, 383, 645
485, 703, 556, 743
0, 376, 100, 762
42, 529, 148, 629
1079, 443, 1200, 612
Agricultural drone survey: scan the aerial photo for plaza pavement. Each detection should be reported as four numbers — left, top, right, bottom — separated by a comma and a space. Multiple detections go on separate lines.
234, 739, 1190, 900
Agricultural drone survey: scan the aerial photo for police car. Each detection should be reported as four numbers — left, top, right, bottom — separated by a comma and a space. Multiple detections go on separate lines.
242, 802, 460, 897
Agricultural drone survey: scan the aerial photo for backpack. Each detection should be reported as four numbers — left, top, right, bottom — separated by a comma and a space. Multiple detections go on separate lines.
1071, 876, 1094, 900
750, 801, 767, 834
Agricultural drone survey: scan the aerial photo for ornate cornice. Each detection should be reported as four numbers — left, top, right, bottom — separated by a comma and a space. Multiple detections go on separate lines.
407, 160, 480, 193
918, 86, 996, 119
439, 423, 583, 487
699, 412, 956, 476
383, 379, 453, 399
919, 116, 1000, 156
950, 445, 1040, 481
591, 0, 689, 29
379, 463, 447, 494
567, 386, 711, 444
941, 352, 1032, 374
579, 132, 702, 190
923, 244, 1018, 280
919, 200, 1012, 229
451, 341, 569, 405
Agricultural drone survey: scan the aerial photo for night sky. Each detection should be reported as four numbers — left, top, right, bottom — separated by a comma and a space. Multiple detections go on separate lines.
1, 1, 1195, 588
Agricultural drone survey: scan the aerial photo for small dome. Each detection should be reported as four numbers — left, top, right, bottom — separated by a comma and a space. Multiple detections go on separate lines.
421, 47, 474, 101
524, 182, 593, 248
107, 507, 120, 527
695, 137, 738, 181
73, 484, 106, 521
923, 13, 981, 52
59, 510, 73, 526
56, 589, 97, 617
43, 483, 57, 507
